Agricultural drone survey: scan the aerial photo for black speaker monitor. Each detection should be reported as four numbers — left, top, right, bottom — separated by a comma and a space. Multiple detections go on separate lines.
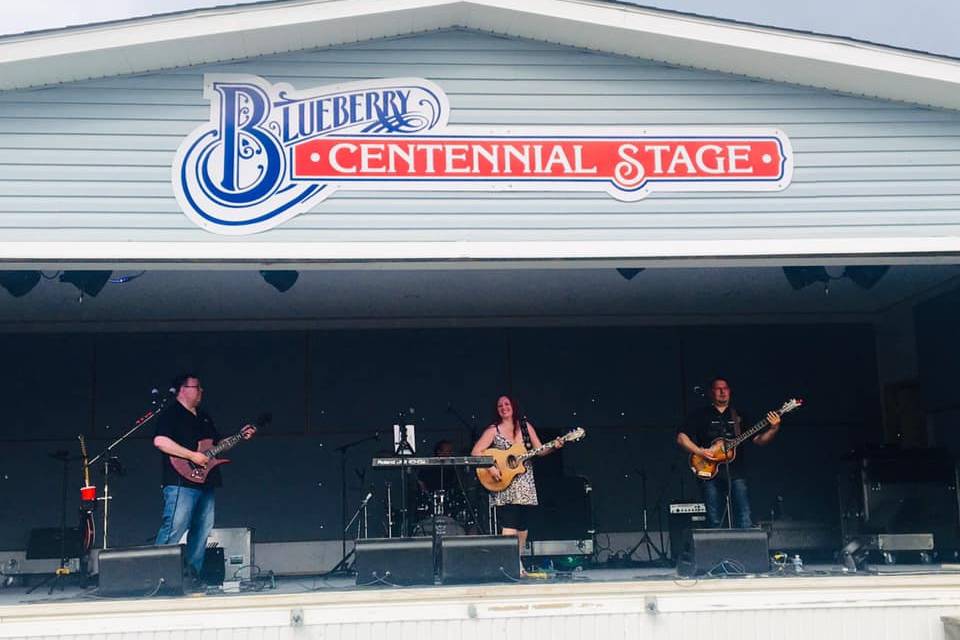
678, 528, 769, 576
98, 544, 188, 596
354, 538, 434, 586
442, 535, 520, 583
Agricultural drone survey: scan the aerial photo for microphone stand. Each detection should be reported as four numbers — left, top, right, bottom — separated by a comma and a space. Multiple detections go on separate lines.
85, 392, 173, 551
334, 432, 379, 565
326, 491, 373, 576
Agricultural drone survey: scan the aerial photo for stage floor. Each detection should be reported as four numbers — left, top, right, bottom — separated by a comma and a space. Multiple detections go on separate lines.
4, 564, 960, 640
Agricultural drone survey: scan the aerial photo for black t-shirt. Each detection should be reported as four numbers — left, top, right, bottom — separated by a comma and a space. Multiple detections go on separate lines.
155, 400, 222, 488
679, 405, 751, 479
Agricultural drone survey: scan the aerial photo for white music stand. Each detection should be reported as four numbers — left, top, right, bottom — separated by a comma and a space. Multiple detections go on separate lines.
393, 424, 416, 456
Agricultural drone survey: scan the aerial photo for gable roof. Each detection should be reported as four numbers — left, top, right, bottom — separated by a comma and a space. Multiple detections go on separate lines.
1, 0, 959, 111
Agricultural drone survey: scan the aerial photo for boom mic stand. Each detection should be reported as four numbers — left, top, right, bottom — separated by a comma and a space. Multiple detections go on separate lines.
326, 490, 373, 576
87, 390, 173, 550
334, 432, 379, 567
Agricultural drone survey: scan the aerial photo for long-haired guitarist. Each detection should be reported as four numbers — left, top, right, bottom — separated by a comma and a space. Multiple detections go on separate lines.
470, 394, 563, 575
153, 373, 256, 578
675, 377, 780, 529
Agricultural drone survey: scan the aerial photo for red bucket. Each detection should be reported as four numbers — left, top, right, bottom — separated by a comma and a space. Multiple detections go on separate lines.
80, 485, 97, 501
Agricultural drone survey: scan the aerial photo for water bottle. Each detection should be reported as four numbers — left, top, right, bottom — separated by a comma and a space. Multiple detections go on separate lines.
791, 554, 803, 573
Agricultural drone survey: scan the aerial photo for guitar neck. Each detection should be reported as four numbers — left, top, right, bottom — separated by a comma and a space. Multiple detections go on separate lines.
207, 431, 244, 457
729, 413, 776, 449
519, 436, 566, 462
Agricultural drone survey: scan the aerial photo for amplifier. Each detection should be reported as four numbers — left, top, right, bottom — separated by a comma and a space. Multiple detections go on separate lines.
668, 503, 707, 560
181, 527, 254, 581
669, 502, 706, 514
528, 539, 594, 556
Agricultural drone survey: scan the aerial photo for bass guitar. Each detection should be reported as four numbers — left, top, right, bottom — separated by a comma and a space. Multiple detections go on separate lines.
689, 398, 802, 480
170, 413, 270, 483
476, 427, 585, 492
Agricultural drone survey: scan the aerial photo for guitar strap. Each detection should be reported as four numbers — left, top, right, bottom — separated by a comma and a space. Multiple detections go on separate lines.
518, 417, 533, 451
729, 407, 742, 437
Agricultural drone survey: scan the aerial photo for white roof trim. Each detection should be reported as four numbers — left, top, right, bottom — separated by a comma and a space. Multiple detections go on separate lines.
1, 0, 959, 111
0, 238, 958, 267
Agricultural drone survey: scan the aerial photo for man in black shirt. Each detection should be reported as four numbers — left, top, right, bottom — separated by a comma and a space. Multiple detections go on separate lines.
153, 373, 255, 575
676, 377, 780, 528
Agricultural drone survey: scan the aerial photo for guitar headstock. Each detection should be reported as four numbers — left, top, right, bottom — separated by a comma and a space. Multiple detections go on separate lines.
778, 398, 804, 415
562, 427, 586, 442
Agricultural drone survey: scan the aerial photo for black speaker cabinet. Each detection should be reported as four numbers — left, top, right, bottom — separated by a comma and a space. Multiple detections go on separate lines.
98, 545, 188, 596
677, 529, 769, 576
668, 511, 708, 560
200, 546, 225, 586
442, 535, 520, 583
355, 538, 434, 586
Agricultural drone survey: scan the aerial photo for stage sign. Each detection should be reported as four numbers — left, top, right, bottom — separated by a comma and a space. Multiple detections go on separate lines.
173, 75, 793, 235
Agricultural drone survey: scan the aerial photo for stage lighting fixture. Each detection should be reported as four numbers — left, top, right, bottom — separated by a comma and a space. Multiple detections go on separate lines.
0, 271, 41, 297
59, 271, 111, 298
782, 266, 830, 291
843, 266, 890, 290
616, 268, 645, 281
260, 270, 299, 292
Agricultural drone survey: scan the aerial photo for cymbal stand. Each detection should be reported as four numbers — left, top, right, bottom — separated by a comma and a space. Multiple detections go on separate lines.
98, 457, 123, 549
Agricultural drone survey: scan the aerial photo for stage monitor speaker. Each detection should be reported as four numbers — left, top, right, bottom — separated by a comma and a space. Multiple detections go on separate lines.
441, 535, 520, 583
354, 538, 434, 586
677, 529, 769, 576
98, 544, 188, 597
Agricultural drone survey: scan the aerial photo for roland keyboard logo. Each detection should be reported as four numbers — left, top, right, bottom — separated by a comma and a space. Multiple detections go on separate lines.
173, 74, 794, 235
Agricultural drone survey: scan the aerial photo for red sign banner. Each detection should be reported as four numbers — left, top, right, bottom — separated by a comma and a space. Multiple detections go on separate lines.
292, 134, 790, 198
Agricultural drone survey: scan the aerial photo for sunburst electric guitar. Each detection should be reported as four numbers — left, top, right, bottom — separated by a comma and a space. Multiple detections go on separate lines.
689, 398, 802, 480
476, 427, 586, 492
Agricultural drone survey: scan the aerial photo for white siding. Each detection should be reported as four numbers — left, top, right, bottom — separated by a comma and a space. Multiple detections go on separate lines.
2, 575, 960, 640
0, 30, 958, 258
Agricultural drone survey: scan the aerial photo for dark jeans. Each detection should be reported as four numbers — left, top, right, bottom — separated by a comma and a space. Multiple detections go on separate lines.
700, 476, 752, 528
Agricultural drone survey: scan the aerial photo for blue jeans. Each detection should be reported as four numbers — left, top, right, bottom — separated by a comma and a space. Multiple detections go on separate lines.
701, 476, 752, 528
155, 485, 215, 573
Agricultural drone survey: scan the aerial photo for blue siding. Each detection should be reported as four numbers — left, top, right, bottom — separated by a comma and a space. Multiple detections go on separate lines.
0, 30, 958, 244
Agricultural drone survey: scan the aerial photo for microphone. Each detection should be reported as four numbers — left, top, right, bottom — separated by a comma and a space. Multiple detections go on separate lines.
360, 491, 373, 507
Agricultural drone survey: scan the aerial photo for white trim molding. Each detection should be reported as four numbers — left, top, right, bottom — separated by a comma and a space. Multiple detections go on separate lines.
0, 237, 959, 267
1, 0, 960, 110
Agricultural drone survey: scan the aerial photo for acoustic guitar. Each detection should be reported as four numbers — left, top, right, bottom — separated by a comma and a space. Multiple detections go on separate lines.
476, 427, 585, 492
170, 413, 270, 483
688, 398, 802, 480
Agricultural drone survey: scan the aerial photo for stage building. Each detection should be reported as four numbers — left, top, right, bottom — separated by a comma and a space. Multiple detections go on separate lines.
1, 1, 960, 638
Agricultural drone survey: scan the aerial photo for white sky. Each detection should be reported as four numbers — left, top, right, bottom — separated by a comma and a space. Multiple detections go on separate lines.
2, 0, 958, 58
